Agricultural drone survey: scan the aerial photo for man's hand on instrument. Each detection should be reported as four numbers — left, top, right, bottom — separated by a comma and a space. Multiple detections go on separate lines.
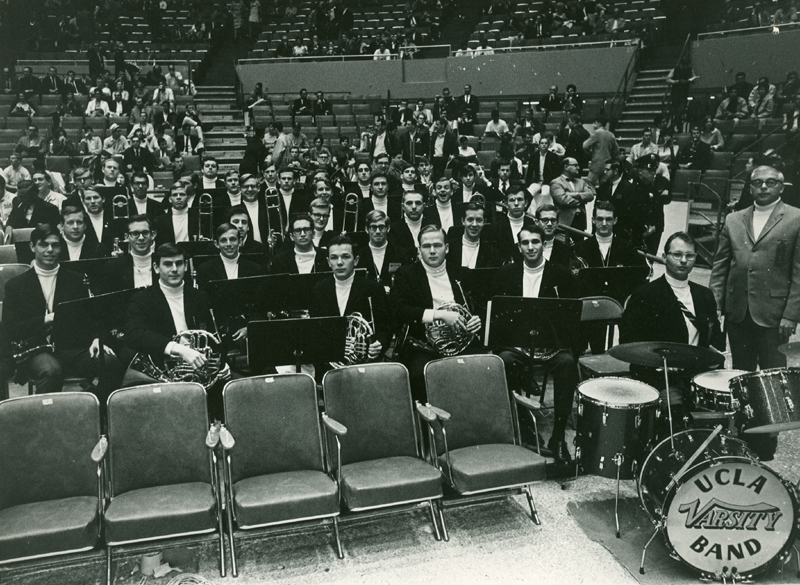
368, 340, 382, 360
779, 318, 797, 340
89, 338, 101, 358
465, 315, 482, 335
231, 327, 247, 341
643, 225, 656, 237
172, 344, 207, 369
437, 309, 467, 331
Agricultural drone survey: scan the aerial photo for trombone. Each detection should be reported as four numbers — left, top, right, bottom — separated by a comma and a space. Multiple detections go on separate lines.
195, 192, 214, 241
342, 192, 359, 234
111, 192, 129, 220
264, 187, 284, 252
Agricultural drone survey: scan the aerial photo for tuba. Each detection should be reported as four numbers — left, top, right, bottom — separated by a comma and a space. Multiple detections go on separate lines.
127, 330, 230, 390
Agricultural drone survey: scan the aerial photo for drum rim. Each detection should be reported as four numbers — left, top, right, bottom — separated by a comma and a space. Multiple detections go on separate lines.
692, 369, 750, 387
730, 367, 800, 385
661, 460, 800, 579
578, 377, 660, 406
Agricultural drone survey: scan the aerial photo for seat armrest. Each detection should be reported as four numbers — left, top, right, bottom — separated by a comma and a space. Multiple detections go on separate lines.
415, 403, 437, 423
426, 403, 451, 422
91, 436, 108, 463
219, 424, 235, 450
513, 392, 541, 412
322, 413, 348, 436
206, 422, 221, 448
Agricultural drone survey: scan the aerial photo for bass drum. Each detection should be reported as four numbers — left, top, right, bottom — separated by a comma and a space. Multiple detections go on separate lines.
639, 429, 799, 580
575, 377, 659, 480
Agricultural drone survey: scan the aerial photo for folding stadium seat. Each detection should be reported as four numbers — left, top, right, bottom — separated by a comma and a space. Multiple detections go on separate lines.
0, 129, 21, 142
727, 134, 759, 154
315, 114, 335, 128
274, 115, 293, 127
673, 133, 691, 151
351, 103, 371, 116
734, 118, 759, 135
759, 119, 785, 135
671, 169, 702, 200
320, 127, 339, 142
332, 104, 351, 117
476, 150, 496, 170
709, 151, 734, 171
338, 126, 359, 141
221, 374, 342, 575
761, 133, 797, 154
4, 118, 29, 131
84, 117, 108, 133
355, 114, 373, 129
480, 137, 500, 151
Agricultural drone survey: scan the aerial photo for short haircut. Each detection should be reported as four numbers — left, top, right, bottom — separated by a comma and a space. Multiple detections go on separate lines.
418, 224, 446, 245
497, 158, 512, 169
310, 197, 331, 211
154, 242, 185, 264
593, 200, 616, 217
375, 153, 390, 163
239, 173, 258, 185
289, 212, 313, 231
224, 169, 240, 179
60, 205, 85, 221
169, 181, 187, 195
327, 234, 357, 256
203, 155, 218, 165
506, 185, 529, 200
604, 159, 622, 173
517, 220, 545, 243
371, 171, 388, 184
417, 156, 430, 165
127, 214, 152, 230
215, 222, 239, 241
402, 190, 424, 202
594, 116, 608, 126
365, 209, 390, 227
278, 167, 296, 178
463, 202, 485, 216
535, 203, 558, 218
130, 171, 149, 183
663, 231, 695, 255
81, 188, 102, 200
31, 224, 62, 245
225, 205, 249, 222
102, 158, 119, 168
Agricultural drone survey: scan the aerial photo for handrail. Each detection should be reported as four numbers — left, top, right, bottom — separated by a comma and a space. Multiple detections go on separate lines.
452, 37, 638, 56
661, 33, 692, 120
731, 113, 800, 179
607, 39, 641, 124
697, 21, 800, 40
238, 53, 401, 64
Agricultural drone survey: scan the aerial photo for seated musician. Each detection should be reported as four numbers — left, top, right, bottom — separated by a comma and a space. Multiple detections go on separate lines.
390, 224, 482, 403
214, 170, 242, 218
310, 197, 335, 250
535, 203, 576, 268
128, 171, 164, 220
100, 214, 157, 292
79, 187, 117, 248
360, 210, 413, 293
365, 171, 402, 223
224, 205, 267, 256
491, 220, 579, 464
7, 179, 61, 231
491, 185, 528, 263
621, 232, 723, 433
388, 190, 427, 251
59, 205, 106, 260
269, 213, 331, 274
423, 175, 462, 233
573, 201, 647, 268
446, 202, 503, 268
310, 235, 390, 375
454, 164, 496, 206
239, 174, 269, 247
2, 224, 122, 397
277, 167, 311, 226
154, 182, 199, 247
196, 222, 264, 287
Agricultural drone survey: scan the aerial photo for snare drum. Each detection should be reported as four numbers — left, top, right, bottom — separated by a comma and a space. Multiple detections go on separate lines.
691, 369, 749, 412
575, 378, 659, 480
730, 368, 800, 433
638, 429, 799, 581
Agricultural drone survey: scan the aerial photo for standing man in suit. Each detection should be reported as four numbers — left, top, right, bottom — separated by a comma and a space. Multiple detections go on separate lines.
558, 114, 590, 171
429, 117, 458, 180
550, 157, 596, 230
455, 84, 480, 136
390, 225, 482, 402
369, 116, 401, 164
596, 158, 651, 249
582, 117, 619, 185
360, 209, 412, 291
526, 136, 561, 212
491, 220, 579, 463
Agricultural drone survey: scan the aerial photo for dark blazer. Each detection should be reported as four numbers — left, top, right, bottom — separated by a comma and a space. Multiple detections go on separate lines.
99, 253, 157, 293
240, 235, 267, 256
7, 199, 61, 230
82, 210, 118, 248
41, 75, 63, 95
291, 97, 313, 116
547, 238, 576, 268
491, 260, 578, 299
124, 284, 213, 362
596, 173, 652, 245
154, 210, 200, 248
195, 255, 264, 288
422, 198, 466, 229
359, 241, 414, 288
127, 196, 164, 221
122, 145, 157, 173
455, 94, 480, 122
310, 273, 391, 348
278, 189, 312, 227
491, 214, 524, 263
269, 247, 331, 275
677, 138, 712, 171
388, 219, 420, 252
401, 128, 431, 164
2, 267, 92, 349
558, 124, 590, 168
621, 275, 721, 349
447, 238, 503, 268
58, 239, 105, 261
360, 195, 403, 225
428, 129, 459, 160
368, 132, 401, 163
526, 150, 562, 185
573, 235, 647, 268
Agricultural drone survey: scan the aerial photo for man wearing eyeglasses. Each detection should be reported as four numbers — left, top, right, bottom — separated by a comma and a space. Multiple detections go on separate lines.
99, 214, 159, 292
269, 213, 331, 274
550, 157, 595, 230
360, 210, 412, 292
573, 201, 646, 268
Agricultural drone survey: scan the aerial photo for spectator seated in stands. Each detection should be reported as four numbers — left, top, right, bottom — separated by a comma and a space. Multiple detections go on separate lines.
748, 76, 776, 110
700, 116, 725, 151
775, 70, 799, 119
716, 87, 749, 121
727, 72, 754, 101
563, 84, 583, 116
15, 67, 40, 97
129, 111, 155, 139
313, 91, 332, 117
50, 127, 77, 157
58, 92, 84, 118
133, 79, 151, 106
109, 90, 129, 117
473, 34, 494, 56
275, 34, 292, 58
605, 7, 628, 34
79, 126, 103, 158
41, 66, 63, 96
292, 88, 313, 118
8, 92, 36, 117
102, 123, 129, 156
175, 124, 204, 157
152, 81, 175, 110
293, 37, 309, 57
484, 109, 510, 137
15, 125, 46, 159
113, 80, 130, 103
146, 65, 166, 87
286, 122, 309, 153
677, 126, 711, 171
2, 153, 32, 191
331, 136, 354, 163
374, 41, 392, 60
538, 85, 563, 114
164, 64, 185, 94
751, 82, 777, 119
86, 90, 110, 117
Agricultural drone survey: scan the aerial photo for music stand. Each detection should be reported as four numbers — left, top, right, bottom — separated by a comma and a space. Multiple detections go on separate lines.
14, 242, 33, 265
485, 296, 582, 352
577, 266, 650, 304
53, 288, 137, 351
247, 317, 348, 374
177, 240, 217, 258
461, 267, 502, 309
62, 258, 114, 292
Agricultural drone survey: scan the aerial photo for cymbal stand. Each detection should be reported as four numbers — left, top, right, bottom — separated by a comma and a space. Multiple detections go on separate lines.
662, 354, 676, 452
639, 521, 663, 574
613, 453, 623, 538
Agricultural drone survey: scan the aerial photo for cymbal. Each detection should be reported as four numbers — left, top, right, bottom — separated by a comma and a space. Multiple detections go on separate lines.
778, 341, 800, 356
607, 342, 725, 369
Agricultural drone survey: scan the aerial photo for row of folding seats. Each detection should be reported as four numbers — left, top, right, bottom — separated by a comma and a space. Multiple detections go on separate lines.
0, 357, 544, 583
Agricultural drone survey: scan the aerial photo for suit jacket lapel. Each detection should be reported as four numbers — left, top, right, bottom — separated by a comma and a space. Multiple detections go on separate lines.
743, 206, 755, 244
754, 202, 784, 244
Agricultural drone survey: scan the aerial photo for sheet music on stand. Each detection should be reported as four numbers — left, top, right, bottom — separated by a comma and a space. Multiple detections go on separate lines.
484, 296, 582, 352
577, 266, 650, 304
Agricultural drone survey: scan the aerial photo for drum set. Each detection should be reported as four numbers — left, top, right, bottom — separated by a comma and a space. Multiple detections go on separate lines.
570, 342, 800, 583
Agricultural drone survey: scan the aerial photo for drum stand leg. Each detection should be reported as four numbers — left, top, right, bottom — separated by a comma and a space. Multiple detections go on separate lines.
794, 545, 800, 578
662, 356, 676, 452
639, 525, 661, 574
613, 453, 623, 538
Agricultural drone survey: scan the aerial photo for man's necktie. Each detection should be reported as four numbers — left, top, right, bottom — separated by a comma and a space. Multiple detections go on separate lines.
678, 299, 699, 330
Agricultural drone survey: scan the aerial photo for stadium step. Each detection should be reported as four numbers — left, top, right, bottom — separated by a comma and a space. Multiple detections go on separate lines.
195, 83, 245, 168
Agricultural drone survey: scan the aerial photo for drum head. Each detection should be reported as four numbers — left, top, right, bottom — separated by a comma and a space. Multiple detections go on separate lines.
693, 369, 749, 392
665, 460, 799, 579
578, 377, 659, 406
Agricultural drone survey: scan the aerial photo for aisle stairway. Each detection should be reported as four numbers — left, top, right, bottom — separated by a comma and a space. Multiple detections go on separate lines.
195, 85, 246, 172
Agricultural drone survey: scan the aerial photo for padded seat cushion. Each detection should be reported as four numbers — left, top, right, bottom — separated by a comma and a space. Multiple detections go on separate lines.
341, 456, 442, 511
0, 496, 98, 561
439, 444, 546, 494
233, 470, 338, 528
104, 482, 216, 544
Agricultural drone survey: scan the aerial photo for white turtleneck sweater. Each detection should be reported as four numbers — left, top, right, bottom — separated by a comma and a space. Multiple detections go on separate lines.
64, 236, 85, 261
372, 196, 388, 216
132, 252, 153, 288
221, 254, 239, 279
243, 200, 262, 242
406, 216, 422, 248
133, 196, 148, 216
227, 192, 242, 207
462, 236, 480, 269
665, 273, 699, 346
543, 238, 554, 261
422, 262, 455, 323
523, 261, 545, 298
160, 281, 188, 356
34, 263, 59, 313
596, 234, 613, 261
370, 242, 387, 276
172, 207, 189, 242
87, 212, 104, 242
334, 272, 355, 315
753, 199, 779, 240
436, 200, 454, 233
508, 215, 524, 240
295, 248, 316, 273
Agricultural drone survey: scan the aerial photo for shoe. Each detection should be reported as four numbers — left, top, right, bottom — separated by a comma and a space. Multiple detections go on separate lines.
547, 438, 573, 465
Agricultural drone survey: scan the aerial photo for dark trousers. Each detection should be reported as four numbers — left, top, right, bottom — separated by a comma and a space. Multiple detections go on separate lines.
497, 348, 578, 443
431, 156, 448, 181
